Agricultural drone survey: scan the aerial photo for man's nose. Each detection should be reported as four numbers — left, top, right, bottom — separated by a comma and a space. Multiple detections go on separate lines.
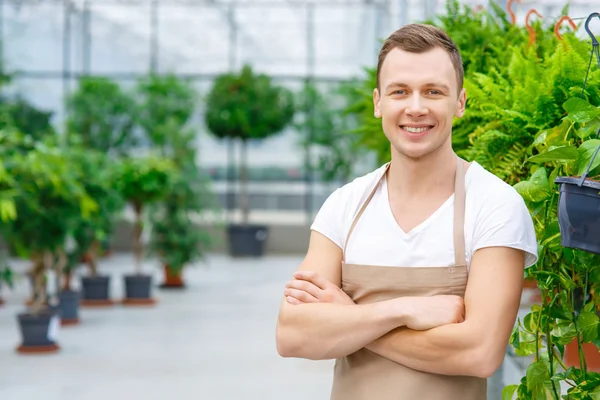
404, 95, 429, 117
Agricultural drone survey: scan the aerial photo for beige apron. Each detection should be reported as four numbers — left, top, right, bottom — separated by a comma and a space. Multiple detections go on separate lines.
330, 157, 487, 400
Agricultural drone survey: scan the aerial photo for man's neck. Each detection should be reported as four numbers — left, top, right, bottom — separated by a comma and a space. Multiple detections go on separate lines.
386, 147, 457, 200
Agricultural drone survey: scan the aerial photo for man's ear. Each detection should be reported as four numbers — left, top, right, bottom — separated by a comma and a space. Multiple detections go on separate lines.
455, 88, 467, 118
373, 88, 382, 118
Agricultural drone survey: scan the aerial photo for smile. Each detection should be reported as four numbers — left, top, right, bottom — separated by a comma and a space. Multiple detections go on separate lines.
400, 125, 434, 135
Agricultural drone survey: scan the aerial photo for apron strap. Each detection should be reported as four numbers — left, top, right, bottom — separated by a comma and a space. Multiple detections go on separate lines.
453, 157, 467, 266
343, 163, 390, 262
343, 156, 468, 266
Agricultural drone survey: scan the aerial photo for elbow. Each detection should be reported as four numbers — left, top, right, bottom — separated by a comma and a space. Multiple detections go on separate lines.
275, 320, 310, 359
276, 321, 323, 360
467, 342, 505, 379
276, 324, 298, 358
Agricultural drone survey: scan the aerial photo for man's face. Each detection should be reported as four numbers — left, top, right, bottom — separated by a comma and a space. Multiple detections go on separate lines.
373, 47, 466, 160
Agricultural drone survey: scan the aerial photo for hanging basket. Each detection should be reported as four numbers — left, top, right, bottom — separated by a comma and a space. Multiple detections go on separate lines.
555, 137, 600, 254
555, 176, 600, 254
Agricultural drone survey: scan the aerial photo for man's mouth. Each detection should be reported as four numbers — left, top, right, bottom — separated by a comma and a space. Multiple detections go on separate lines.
400, 125, 434, 134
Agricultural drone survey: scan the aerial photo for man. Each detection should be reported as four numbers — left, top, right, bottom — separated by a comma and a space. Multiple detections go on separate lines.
275, 24, 538, 399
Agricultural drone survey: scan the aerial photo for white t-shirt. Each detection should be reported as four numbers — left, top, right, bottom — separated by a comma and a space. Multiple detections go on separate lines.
311, 161, 538, 271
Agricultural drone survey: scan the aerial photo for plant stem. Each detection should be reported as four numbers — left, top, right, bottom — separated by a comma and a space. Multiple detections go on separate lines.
553, 349, 569, 371
133, 202, 143, 275
88, 239, 99, 276
545, 288, 561, 400
240, 138, 249, 226
570, 262, 587, 379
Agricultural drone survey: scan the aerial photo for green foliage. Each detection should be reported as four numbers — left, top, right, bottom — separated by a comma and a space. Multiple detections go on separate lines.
509, 97, 600, 399
65, 148, 126, 275
114, 156, 176, 210
67, 76, 138, 154
0, 97, 55, 142
205, 64, 295, 142
294, 81, 366, 182
136, 74, 197, 149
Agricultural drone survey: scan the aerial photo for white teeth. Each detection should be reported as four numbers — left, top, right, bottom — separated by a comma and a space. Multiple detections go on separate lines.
403, 126, 428, 133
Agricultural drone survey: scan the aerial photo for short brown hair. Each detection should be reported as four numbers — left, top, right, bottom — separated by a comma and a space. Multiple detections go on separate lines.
376, 24, 464, 92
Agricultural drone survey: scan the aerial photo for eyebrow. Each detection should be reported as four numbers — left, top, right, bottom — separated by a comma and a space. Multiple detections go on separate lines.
386, 82, 451, 92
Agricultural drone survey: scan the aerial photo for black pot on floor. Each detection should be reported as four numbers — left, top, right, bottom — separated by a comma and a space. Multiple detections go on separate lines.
555, 176, 600, 254
58, 290, 80, 324
16, 308, 60, 353
81, 275, 111, 301
124, 274, 153, 300
227, 224, 269, 257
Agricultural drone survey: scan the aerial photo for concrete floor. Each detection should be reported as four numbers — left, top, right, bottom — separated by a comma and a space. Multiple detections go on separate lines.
0, 254, 333, 400
0, 253, 537, 400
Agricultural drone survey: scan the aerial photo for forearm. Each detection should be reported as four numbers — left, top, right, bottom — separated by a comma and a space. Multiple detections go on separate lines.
276, 300, 406, 360
366, 321, 494, 378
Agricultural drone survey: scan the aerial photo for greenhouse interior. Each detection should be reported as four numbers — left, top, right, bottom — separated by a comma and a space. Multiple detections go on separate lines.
2, 0, 600, 398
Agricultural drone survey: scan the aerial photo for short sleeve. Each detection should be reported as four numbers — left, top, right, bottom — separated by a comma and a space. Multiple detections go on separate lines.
471, 187, 539, 268
310, 188, 346, 250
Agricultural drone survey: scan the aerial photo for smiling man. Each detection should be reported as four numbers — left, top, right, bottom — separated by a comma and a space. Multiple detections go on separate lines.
275, 24, 538, 399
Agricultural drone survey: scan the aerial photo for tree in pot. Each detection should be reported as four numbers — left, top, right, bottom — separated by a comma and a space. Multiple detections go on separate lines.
135, 74, 215, 284
205, 65, 295, 257
148, 144, 215, 288
65, 147, 125, 308
0, 135, 97, 353
113, 155, 176, 305
0, 137, 17, 306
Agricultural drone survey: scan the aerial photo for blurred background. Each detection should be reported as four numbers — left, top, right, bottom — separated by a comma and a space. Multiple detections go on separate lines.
1, 0, 600, 399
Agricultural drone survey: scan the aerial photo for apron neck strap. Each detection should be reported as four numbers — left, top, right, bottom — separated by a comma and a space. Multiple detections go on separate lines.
343, 163, 389, 260
453, 157, 467, 266
343, 156, 468, 266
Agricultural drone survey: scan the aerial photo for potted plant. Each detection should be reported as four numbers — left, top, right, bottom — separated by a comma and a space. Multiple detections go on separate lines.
113, 155, 176, 305
205, 64, 295, 257
1, 137, 97, 353
554, 101, 600, 254
506, 95, 600, 396
66, 147, 125, 307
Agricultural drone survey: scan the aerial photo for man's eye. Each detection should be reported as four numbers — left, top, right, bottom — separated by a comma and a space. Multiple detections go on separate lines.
428, 90, 442, 95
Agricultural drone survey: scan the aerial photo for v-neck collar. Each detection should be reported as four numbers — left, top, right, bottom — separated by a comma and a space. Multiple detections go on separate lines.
381, 176, 455, 237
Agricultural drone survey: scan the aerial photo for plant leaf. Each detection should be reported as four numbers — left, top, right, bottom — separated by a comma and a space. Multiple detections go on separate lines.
578, 139, 600, 176
528, 146, 579, 163
514, 168, 551, 203
579, 311, 600, 343
564, 98, 600, 123
502, 384, 518, 400
526, 361, 553, 399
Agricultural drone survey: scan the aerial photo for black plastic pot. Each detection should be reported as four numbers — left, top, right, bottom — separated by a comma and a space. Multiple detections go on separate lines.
16, 309, 60, 353
227, 224, 269, 257
124, 274, 153, 300
555, 176, 600, 254
58, 290, 80, 324
81, 275, 111, 301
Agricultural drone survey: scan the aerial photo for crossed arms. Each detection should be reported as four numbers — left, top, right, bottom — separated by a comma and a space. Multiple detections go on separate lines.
275, 231, 525, 379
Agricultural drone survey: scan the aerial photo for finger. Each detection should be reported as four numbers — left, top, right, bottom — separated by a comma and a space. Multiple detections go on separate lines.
286, 279, 322, 298
284, 288, 318, 303
293, 270, 330, 290
286, 296, 304, 305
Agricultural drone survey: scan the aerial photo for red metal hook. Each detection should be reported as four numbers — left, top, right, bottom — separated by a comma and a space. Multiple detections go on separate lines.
554, 15, 578, 41
507, 0, 521, 25
526, 9, 543, 47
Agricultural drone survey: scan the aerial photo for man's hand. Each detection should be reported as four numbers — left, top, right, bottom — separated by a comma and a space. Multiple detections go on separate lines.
401, 295, 465, 331
284, 270, 355, 306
